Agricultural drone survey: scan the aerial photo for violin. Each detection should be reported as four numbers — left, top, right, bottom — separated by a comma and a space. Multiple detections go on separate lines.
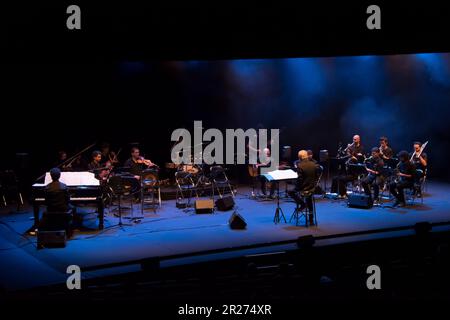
136, 157, 159, 168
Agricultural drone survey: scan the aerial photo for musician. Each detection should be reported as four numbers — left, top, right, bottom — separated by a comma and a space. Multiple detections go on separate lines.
307, 149, 318, 164
87, 151, 102, 171
410, 141, 428, 197
54, 151, 72, 171
100, 142, 119, 166
124, 147, 156, 179
389, 151, 416, 207
36, 168, 76, 233
410, 141, 428, 171
331, 135, 363, 198
256, 147, 276, 198
288, 150, 318, 225
346, 135, 365, 162
379, 136, 393, 160
361, 147, 385, 203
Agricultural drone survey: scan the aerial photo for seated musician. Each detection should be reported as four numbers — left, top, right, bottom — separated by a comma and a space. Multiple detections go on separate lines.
410, 141, 428, 197
124, 147, 157, 200
88, 150, 102, 171
54, 150, 72, 171
331, 135, 364, 198
288, 150, 318, 225
362, 147, 385, 204
40, 168, 76, 233
255, 147, 276, 198
100, 142, 119, 166
410, 141, 428, 171
389, 151, 416, 207
379, 136, 393, 160
88, 150, 109, 180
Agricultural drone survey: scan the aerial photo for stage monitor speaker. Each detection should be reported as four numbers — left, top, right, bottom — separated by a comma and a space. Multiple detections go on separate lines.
37, 230, 67, 249
195, 199, 214, 214
348, 194, 373, 209
319, 150, 329, 163
229, 211, 247, 230
215, 196, 235, 211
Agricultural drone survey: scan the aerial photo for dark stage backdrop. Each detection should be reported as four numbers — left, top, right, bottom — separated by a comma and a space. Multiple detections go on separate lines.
2, 52, 450, 182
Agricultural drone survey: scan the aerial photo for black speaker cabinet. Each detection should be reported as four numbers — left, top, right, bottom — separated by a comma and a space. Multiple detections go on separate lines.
215, 196, 235, 211
348, 194, 373, 209
229, 211, 247, 229
37, 230, 67, 249
195, 199, 214, 214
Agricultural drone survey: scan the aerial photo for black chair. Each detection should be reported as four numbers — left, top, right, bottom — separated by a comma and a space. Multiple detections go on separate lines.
407, 168, 427, 205
0, 170, 23, 209
38, 211, 73, 234
209, 165, 234, 199
290, 190, 317, 227
175, 171, 198, 207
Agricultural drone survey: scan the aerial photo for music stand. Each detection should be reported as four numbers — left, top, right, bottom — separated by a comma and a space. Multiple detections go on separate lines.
347, 163, 368, 194
262, 169, 298, 224
107, 175, 133, 229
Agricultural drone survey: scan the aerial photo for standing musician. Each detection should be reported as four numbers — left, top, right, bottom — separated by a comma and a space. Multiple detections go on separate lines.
255, 147, 276, 198
289, 150, 319, 225
389, 150, 416, 207
331, 135, 364, 198
361, 147, 385, 203
379, 136, 393, 160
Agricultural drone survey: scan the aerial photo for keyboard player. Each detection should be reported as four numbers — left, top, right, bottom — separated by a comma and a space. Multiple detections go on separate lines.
30, 168, 75, 234
32, 170, 104, 231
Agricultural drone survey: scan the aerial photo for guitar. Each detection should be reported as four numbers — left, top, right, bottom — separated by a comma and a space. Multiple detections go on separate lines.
248, 164, 259, 177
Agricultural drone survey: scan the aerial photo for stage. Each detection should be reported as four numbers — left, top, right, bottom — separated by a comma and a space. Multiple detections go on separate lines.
1, 181, 450, 293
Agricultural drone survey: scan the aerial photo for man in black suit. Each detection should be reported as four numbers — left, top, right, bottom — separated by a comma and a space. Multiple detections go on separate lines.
289, 150, 319, 225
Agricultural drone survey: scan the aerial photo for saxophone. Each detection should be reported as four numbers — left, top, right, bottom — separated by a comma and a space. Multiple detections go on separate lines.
410, 141, 428, 163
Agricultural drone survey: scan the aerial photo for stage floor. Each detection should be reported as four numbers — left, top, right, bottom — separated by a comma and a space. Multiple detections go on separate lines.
1, 182, 450, 291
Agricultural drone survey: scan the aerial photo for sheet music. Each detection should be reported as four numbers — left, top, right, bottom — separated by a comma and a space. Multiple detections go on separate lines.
42, 172, 100, 186
262, 169, 298, 181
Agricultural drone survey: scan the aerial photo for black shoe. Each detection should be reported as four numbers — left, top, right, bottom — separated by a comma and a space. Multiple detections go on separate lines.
393, 200, 401, 207
398, 201, 406, 207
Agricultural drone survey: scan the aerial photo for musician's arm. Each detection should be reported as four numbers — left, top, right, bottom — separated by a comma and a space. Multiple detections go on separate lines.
419, 155, 427, 167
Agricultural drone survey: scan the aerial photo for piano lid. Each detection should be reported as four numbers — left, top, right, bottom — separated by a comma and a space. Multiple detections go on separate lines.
41, 171, 100, 186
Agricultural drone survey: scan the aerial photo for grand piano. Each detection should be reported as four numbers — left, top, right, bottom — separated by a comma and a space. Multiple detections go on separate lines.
32, 172, 104, 230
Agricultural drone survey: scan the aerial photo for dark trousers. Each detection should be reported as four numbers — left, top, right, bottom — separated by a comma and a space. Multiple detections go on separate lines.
362, 174, 383, 200
259, 176, 275, 196
331, 174, 356, 196
389, 180, 413, 203
288, 190, 314, 222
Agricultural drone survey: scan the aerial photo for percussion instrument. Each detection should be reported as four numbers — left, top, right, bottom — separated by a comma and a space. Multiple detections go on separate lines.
181, 164, 199, 175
